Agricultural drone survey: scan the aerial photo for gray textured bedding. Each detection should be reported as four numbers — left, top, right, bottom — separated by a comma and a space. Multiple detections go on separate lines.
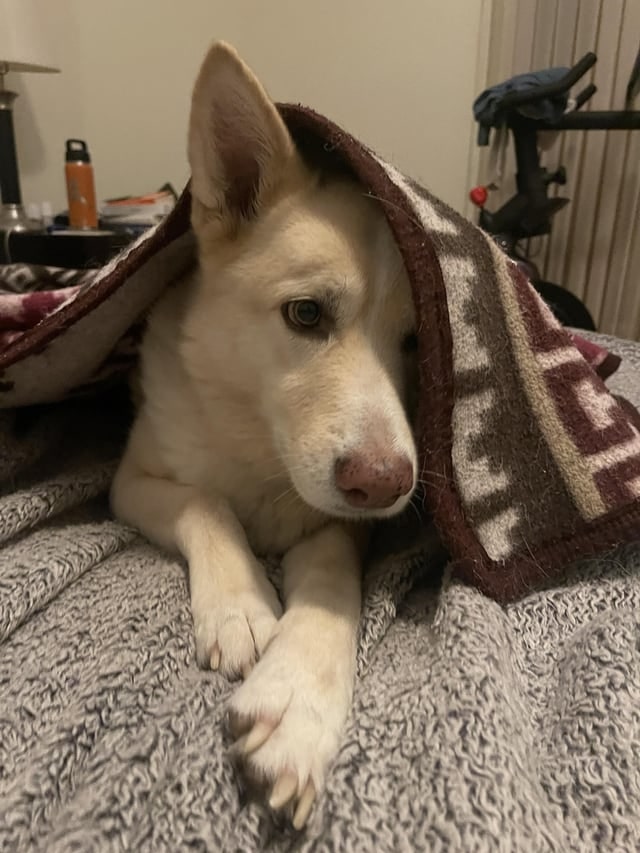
0, 331, 639, 852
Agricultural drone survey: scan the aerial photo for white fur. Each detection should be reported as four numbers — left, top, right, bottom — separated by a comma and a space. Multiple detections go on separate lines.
111, 41, 417, 828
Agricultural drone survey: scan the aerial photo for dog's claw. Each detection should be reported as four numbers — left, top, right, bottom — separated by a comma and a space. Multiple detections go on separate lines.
293, 779, 316, 829
269, 771, 298, 810
243, 718, 275, 754
210, 643, 221, 670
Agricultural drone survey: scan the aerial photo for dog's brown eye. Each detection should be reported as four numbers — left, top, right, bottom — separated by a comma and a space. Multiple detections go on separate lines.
402, 332, 418, 353
284, 299, 322, 329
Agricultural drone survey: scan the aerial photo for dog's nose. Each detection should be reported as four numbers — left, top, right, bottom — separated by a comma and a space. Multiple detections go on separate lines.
334, 453, 414, 509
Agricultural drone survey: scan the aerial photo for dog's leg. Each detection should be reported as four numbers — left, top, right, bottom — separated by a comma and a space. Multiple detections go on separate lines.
111, 427, 282, 678
228, 522, 364, 828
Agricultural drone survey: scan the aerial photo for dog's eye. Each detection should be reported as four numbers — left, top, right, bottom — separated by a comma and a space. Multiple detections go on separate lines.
284, 299, 322, 330
402, 332, 418, 353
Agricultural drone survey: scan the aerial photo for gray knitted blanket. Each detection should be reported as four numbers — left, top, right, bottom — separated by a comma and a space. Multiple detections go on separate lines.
1, 331, 639, 852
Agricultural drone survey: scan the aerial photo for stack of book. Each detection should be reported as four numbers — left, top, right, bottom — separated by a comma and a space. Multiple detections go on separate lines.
98, 186, 177, 233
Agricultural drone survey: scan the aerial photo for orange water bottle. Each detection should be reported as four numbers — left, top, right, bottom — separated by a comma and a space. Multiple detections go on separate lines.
65, 139, 98, 228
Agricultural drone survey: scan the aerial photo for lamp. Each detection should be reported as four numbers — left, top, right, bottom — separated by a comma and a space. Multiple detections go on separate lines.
0, 0, 59, 232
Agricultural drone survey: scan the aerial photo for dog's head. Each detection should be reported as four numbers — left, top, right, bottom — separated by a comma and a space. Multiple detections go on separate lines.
182, 42, 418, 520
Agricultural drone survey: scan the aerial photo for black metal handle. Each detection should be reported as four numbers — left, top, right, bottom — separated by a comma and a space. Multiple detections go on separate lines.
573, 83, 597, 110
541, 109, 640, 131
625, 44, 640, 108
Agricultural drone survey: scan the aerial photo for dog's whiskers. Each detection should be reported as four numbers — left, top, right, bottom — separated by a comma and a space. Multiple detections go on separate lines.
407, 495, 423, 525
417, 469, 449, 482
272, 485, 299, 506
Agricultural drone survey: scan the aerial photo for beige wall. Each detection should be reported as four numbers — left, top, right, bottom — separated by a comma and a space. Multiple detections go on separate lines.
11, 1, 488, 216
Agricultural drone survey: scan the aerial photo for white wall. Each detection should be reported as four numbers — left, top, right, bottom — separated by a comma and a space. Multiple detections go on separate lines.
11, 0, 487, 216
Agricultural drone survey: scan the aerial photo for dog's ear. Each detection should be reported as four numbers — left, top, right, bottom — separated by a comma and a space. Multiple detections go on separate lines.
188, 41, 300, 224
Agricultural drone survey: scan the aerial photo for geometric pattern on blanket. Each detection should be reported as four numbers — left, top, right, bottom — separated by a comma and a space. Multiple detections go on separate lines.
0, 103, 639, 603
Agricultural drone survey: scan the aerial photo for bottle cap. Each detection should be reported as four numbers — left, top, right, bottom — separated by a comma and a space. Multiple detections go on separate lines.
65, 139, 91, 163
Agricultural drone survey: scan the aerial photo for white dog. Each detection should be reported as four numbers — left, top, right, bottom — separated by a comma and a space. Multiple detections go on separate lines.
111, 41, 417, 828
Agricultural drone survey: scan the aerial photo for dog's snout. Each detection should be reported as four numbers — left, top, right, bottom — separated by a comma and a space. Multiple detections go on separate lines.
334, 452, 414, 510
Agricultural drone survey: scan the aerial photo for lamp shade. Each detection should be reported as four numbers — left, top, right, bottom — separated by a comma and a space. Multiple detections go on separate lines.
0, 0, 59, 73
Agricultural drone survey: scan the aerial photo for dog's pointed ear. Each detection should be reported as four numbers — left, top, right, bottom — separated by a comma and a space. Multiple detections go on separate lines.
188, 41, 300, 223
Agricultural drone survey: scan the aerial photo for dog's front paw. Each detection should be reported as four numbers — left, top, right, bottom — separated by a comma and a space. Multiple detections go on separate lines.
192, 581, 282, 679
228, 618, 354, 828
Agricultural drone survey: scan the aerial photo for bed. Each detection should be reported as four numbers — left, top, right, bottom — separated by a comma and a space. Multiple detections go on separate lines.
0, 331, 637, 852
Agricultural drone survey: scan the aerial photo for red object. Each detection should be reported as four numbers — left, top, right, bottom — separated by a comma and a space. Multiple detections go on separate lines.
469, 185, 488, 207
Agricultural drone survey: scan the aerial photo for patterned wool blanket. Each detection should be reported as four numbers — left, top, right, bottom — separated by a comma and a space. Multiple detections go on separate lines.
0, 104, 639, 602
1, 334, 639, 851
